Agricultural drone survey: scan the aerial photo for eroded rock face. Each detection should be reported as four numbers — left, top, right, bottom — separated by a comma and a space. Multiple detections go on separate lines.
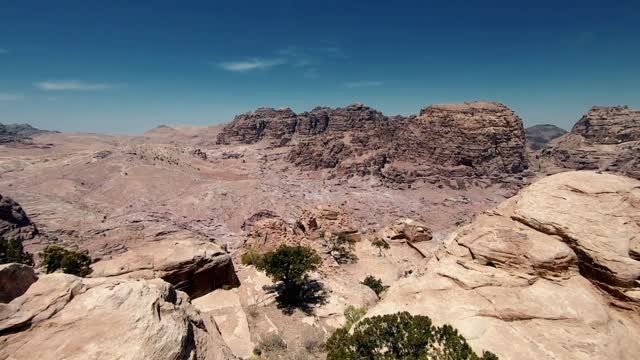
369, 171, 640, 360
217, 101, 529, 185
0, 194, 38, 241
540, 106, 640, 179
0, 263, 37, 303
90, 239, 240, 299
0, 274, 236, 360
216, 108, 299, 145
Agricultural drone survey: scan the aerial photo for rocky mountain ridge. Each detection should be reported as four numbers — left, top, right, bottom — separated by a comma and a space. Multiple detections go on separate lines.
0, 123, 52, 144
218, 101, 530, 186
525, 124, 567, 150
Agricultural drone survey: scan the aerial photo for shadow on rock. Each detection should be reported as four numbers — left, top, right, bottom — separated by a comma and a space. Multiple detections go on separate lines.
263, 279, 329, 316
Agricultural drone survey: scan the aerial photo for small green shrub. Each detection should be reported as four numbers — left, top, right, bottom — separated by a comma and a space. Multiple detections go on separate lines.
303, 337, 325, 353
343, 305, 367, 330
0, 238, 33, 265
361, 275, 387, 296
325, 312, 499, 360
256, 333, 287, 353
328, 233, 358, 264
40, 245, 92, 277
372, 238, 390, 256
241, 248, 264, 266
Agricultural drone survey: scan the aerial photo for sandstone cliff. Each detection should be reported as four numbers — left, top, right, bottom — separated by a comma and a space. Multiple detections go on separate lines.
217, 101, 529, 185
0, 273, 237, 360
540, 106, 640, 179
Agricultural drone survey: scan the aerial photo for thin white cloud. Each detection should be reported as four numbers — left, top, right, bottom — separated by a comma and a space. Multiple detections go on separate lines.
303, 68, 320, 79
0, 48, 8, 54
344, 81, 384, 88
218, 58, 285, 72
0, 93, 23, 101
35, 80, 113, 91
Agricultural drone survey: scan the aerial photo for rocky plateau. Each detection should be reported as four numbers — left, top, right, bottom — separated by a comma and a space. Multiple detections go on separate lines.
1, 101, 640, 360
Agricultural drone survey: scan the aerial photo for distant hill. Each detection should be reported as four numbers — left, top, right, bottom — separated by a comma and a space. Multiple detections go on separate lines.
0, 123, 54, 144
525, 124, 567, 150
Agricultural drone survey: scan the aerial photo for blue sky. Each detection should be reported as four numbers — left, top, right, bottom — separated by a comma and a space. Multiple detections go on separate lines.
1, 0, 639, 133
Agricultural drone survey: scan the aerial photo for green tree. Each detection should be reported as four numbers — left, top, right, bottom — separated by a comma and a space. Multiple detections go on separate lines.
372, 238, 390, 256
40, 245, 92, 277
326, 312, 499, 360
256, 245, 321, 299
0, 237, 33, 265
361, 275, 387, 297
328, 233, 358, 264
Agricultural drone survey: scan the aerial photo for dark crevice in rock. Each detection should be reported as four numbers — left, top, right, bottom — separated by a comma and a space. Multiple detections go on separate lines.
510, 215, 638, 302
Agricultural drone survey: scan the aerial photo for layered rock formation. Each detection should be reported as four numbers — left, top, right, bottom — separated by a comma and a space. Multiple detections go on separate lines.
0, 272, 236, 360
525, 124, 567, 150
217, 101, 529, 185
540, 106, 640, 179
368, 171, 640, 359
0, 194, 38, 241
90, 239, 240, 299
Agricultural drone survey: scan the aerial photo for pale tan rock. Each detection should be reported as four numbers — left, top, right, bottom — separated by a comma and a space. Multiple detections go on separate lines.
378, 218, 432, 243
90, 239, 239, 299
369, 171, 640, 360
0, 263, 37, 303
193, 289, 254, 359
0, 274, 236, 360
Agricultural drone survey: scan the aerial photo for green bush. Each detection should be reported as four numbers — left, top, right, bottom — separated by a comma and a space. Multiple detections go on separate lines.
255, 333, 287, 353
361, 275, 387, 296
241, 248, 264, 266
344, 305, 367, 330
40, 245, 92, 277
328, 233, 358, 264
0, 238, 33, 265
325, 312, 499, 360
256, 245, 321, 299
372, 238, 390, 256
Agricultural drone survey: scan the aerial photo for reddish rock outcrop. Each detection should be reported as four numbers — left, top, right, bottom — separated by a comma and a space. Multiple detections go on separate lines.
540, 106, 640, 179
217, 101, 529, 185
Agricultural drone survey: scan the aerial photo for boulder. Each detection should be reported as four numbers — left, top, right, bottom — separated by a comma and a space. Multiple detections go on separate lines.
368, 171, 640, 360
0, 263, 37, 303
193, 289, 254, 359
378, 218, 432, 243
298, 204, 359, 237
90, 239, 239, 299
0, 193, 38, 241
541, 106, 640, 179
0, 274, 237, 360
